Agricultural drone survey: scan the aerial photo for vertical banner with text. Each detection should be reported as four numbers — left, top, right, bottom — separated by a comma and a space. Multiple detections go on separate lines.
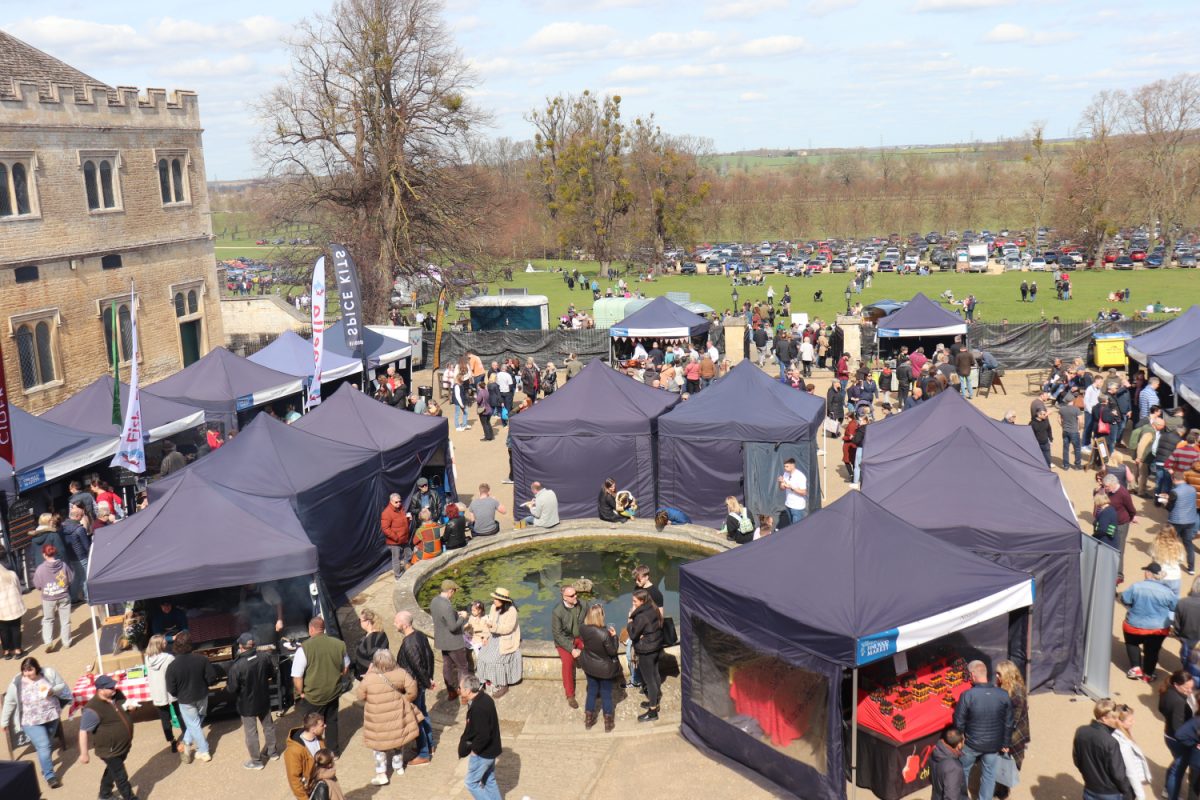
111, 284, 145, 473
0, 339, 13, 470
306, 256, 326, 410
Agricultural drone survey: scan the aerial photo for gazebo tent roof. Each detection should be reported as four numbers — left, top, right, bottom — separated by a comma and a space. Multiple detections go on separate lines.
247, 330, 363, 382
11, 406, 116, 492
321, 320, 411, 369
681, 490, 1034, 669
609, 296, 710, 339
41, 375, 204, 441
292, 382, 454, 499
658, 360, 825, 443
862, 386, 1045, 469
509, 359, 678, 437
149, 413, 386, 600
87, 471, 318, 604
144, 346, 302, 427
875, 293, 968, 338
1126, 305, 1200, 364
509, 360, 678, 518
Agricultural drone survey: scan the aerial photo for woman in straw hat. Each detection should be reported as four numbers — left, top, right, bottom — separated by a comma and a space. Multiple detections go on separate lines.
474, 588, 522, 698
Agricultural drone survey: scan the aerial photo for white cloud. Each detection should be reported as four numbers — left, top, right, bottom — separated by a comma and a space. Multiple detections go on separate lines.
705, 0, 788, 20
738, 35, 808, 56
599, 85, 652, 97
5, 16, 149, 57
151, 16, 288, 47
739, 91, 767, 101
914, 0, 1012, 11
452, 15, 484, 31
161, 55, 257, 79
806, 0, 859, 15
525, 22, 618, 52
671, 63, 731, 77
968, 66, 1029, 78
634, 30, 721, 53
984, 23, 1080, 45
609, 64, 665, 80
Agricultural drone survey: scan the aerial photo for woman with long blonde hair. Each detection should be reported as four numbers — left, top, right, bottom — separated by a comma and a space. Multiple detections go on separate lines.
993, 659, 1029, 798
720, 497, 752, 544
1153, 526, 1187, 594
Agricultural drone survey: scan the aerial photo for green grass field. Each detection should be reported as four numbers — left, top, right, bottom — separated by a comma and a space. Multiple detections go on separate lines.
490, 260, 1198, 325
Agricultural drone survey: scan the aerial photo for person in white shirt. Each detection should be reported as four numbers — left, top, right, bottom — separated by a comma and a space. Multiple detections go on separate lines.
798, 339, 815, 378
1082, 376, 1104, 452
706, 342, 719, 364
776, 458, 808, 529
633, 341, 648, 361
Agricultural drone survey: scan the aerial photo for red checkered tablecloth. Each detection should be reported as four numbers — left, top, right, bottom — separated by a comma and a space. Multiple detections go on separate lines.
69, 673, 152, 717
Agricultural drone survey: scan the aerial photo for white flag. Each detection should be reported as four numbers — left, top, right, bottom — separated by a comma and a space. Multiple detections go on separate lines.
111, 283, 145, 472
306, 257, 326, 410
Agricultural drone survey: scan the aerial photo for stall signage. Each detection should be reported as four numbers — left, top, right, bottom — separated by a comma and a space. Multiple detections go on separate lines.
235, 394, 254, 412
16, 468, 45, 492
856, 628, 899, 665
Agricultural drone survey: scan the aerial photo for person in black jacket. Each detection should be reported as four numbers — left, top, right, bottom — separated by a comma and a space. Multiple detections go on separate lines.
579, 603, 621, 733
952, 660, 1013, 800
1175, 578, 1200, 665
442, 504, 469, 551
225, 632, 279, 769
930, 727, 966, 800
628, 589, 664, 722
458, 675, 503, 799
352, 609, 390, 680
395, 611, 435, 766
165, 631, 221, 763
598, 478, 626, 524
1073, 698, 1134, 800
1030, 407, 1053, 467
1160, 670, 1195, 800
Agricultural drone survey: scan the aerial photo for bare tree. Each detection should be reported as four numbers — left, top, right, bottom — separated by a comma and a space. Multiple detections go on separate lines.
1022, 122, 1058, 254
1119, 74, 1200, 251
1067, 91, 1126, 267
628, 118, 711, 271
258, 0, 494, 323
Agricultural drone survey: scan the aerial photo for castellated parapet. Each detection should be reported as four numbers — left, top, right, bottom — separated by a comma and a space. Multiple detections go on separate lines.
0, 80, 201, 130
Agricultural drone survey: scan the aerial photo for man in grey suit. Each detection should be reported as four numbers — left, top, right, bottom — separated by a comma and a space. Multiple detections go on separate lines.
430, 579, 470, 703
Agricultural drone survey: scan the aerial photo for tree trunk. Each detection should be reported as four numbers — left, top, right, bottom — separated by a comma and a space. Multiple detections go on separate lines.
599, 260, 611, 278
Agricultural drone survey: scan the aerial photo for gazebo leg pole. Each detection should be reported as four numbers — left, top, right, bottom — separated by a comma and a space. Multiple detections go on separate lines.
90, 604, 104, 675
851, 666, 859, 800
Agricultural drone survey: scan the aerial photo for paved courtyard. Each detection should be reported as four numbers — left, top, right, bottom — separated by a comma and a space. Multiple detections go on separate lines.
4, 363, 1175, 799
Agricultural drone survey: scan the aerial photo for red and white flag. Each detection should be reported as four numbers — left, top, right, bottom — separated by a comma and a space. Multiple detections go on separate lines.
111, 283, 145, 472
306, 257, 326, 410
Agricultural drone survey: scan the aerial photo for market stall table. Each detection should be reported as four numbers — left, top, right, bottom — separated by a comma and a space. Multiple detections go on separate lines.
69, 672, 151, 717
852, 659, 972, 800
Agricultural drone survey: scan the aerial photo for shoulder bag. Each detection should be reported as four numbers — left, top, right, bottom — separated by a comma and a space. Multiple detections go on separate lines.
661, 616, 679, 648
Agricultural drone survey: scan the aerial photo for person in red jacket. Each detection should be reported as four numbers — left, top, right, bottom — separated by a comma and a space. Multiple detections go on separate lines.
381, 493, 411, 578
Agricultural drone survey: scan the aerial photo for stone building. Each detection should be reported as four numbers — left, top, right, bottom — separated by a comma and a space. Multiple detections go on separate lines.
0, 31, 223, 413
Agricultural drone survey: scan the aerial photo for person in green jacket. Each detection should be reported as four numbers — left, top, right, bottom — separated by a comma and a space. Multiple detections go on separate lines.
551, 586, 587, 709
290, 617, 349, 756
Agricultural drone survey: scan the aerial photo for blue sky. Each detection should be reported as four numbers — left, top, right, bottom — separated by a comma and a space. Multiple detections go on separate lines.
4, 1, 1195, 179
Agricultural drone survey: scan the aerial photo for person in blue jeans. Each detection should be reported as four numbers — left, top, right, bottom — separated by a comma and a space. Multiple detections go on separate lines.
1169, 472, 1200, 574
458, 675, 502, 800
1, 657, 70, 788
953, 660, 1013, 800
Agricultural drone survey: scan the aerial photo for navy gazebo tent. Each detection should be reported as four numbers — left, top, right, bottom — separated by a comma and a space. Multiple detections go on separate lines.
657, 360, 825, 527
293, 382, 455, 502
862, 426, 1082, 692
680, 491, 1034, 800
247, 329, 364, 382
11, 406, 117, 493
41, 375, 204, 442
874, 293, 967, 338
509, 360, 678, 519
149, 413, 385, 602
862, 387, 1044, 470
145, 346, 303, 430
321, 320, 411, 370
1126, 305, 1200, 366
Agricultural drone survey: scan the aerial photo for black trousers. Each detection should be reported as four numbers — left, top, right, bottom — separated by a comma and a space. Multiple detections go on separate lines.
640, 650, 663, 708
1124, 630, 1166, 677
0, 618, 21, 651
100, 754, 134, 800
155, 702, 181, 744
442, 648, 472, 694
297, 697, 340, 755
479, 413, 494, 441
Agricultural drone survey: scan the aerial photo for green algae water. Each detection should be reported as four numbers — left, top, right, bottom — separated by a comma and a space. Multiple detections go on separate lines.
416, 536, 715, 640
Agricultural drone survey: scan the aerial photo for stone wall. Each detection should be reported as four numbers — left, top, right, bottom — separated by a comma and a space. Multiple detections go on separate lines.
220, 295, 310, 342
0, 84, 222, 412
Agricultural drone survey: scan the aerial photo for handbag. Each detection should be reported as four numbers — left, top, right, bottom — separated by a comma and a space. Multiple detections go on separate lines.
823, 416, 841, 435
995, 753, 1020, 788
1097, 417, 1111, 435
661, 617, 679, 648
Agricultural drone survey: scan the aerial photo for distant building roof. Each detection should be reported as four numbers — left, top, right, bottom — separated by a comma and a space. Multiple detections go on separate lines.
0, 30, 112, 100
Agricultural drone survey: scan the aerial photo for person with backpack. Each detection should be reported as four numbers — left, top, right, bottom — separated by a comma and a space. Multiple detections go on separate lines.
720, 497, 754, 545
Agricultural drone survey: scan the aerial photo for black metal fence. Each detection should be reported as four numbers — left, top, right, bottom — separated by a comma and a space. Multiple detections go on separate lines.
428, 325, 726, 369
966, 319, 1166, 369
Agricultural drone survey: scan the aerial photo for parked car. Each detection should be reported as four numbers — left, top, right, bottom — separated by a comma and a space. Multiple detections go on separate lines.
1114, 255, 1134, 270
1130, 249, 1147, 261
1029, 257, 1047, 271
1180, 254, 1198, 268
680, 261, 697, 275
1145, 253, 1164, 268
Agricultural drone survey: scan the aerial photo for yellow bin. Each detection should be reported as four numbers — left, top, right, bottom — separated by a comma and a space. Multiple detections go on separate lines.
1093, 333, 1129, 369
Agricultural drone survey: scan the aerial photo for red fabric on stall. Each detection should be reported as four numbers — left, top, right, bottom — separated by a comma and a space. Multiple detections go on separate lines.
729, 658, 821, 747
856, 661, 971, 744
